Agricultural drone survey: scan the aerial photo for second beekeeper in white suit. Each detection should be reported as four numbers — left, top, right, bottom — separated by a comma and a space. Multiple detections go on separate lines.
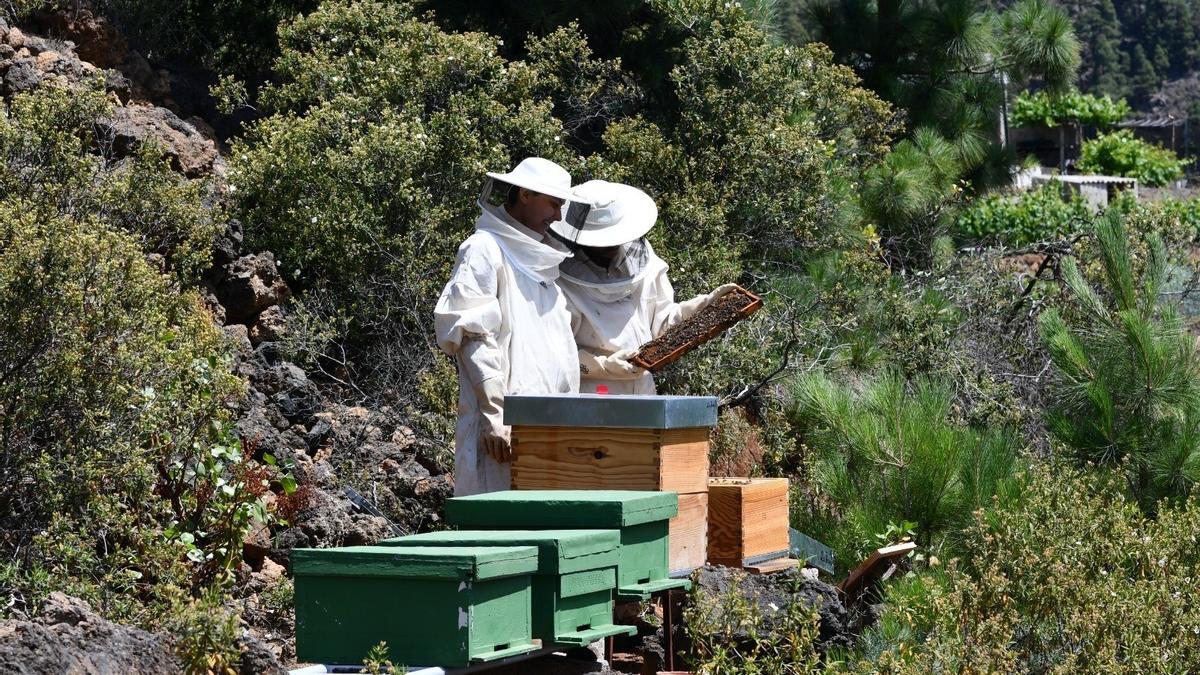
434, 158, 581, 496
552, 180, 736, 395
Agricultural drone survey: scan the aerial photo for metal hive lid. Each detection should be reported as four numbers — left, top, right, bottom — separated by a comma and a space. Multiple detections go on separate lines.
503, 394, 718, 429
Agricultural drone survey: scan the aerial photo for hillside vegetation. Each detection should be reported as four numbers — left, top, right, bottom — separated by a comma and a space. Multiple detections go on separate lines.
1, 1, 1199, 673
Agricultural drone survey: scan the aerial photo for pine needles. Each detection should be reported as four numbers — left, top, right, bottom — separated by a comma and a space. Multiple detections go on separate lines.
1040, 210, 1200, 513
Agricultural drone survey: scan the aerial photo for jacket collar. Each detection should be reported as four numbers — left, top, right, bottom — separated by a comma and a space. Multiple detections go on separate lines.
475, 201, 572, 284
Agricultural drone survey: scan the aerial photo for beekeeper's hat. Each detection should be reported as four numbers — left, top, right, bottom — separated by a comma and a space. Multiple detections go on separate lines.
484, 157, 574, 202
551, 180, 658, 248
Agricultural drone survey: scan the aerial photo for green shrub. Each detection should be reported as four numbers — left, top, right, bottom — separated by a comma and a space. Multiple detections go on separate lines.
859, 128, 964, 267
1039, 210, 1200, 513
845, 466, 1200, 671
1010, 89, 1130, 128
788, 372, 1024, 569
0, 81, 267, 648
100, 0, 315, 79
167, 590, 243, 675
0, 81, 222, 282
1077, 129, 1189, 187
230, 0, 571, 397
956, 180, 1093, 244
0, 206, 267, 619
684, 569, 823, 674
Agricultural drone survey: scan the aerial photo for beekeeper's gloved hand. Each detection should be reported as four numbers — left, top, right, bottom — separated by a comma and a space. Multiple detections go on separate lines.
473, 376, 512, 463
579, 348, 645, 380
678, 283, 739, 321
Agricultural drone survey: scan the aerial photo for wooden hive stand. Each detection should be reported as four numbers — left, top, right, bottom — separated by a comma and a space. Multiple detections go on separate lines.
706, 477, 792, 570
505, 394, 717, 576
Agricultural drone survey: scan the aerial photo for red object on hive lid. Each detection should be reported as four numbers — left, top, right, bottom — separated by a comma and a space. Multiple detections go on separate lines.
595, 384, 609, 395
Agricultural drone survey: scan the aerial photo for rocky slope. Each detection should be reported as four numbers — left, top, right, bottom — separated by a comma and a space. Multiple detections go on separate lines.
0, 8, 451, 668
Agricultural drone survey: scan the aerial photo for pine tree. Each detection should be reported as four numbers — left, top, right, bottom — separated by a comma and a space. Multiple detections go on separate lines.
1129, 43, 1159, 105
1073, 0, 1128, 98
1040, 211, 1200, 514
807, 0, 1080, 191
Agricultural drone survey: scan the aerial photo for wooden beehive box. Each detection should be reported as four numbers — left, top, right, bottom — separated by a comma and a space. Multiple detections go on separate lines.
446, 490, 689, 601
707, 478, 790, 567
293, 545, 540, 667
505, 395, 717, 576
380, 529, 635, 647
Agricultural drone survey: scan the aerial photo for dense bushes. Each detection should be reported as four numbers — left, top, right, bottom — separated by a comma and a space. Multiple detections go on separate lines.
0, 208, 256, 619
1077, 129, 1189, 187
850, 467, 1200, 671
231, 0, 895, 414
0, 81, 272, 655
789, 372, 1023, 569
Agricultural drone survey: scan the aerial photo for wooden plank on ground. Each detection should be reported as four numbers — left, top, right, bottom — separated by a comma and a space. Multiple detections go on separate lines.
838, 542, 917, 603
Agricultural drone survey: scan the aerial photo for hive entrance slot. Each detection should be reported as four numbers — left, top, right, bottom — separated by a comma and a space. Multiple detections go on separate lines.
577, 623, 592, 632
493, 643, 510, 652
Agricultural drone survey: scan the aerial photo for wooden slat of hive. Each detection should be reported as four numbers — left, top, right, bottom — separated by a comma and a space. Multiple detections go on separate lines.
511, 426, 708, 493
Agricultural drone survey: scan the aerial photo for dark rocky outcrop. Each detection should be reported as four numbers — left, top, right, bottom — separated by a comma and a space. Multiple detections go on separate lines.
0, 593, 181, 674
96, 103, 220, 177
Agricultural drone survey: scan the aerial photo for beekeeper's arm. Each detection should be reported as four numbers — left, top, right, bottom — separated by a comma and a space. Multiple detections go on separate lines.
563, 278, 646, 380
649, 266, 738, 337
578, 348, 643, 380
434, 239, 511, 462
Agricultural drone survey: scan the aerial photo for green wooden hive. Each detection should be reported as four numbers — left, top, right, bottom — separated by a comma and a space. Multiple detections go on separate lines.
293, 545, 540, 667
380, 529, 635, 647
445, 490, 690, 600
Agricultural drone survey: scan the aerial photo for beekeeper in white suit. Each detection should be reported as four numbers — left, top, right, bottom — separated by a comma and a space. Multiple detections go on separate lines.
434, 158, 582, 496
552, 179, 737, 395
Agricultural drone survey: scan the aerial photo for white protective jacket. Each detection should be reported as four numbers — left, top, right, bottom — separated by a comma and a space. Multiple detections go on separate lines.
434, 203, 579, 496
558, 240, 687, 395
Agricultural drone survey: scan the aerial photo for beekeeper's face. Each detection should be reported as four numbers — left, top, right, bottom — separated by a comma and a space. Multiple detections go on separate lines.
517, 188, 566, 233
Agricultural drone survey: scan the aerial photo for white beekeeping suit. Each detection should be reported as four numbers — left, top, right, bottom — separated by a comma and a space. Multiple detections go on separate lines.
552, 180, 735, 395
434, 158, 580, 496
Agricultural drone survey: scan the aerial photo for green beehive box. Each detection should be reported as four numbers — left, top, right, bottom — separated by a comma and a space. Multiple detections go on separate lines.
293, 546, 539, 667
380, 529, 636, 647
445, 490, 690, 600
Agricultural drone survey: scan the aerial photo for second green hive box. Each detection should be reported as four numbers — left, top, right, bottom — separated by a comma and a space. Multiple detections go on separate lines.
381, 529, 636, 646
445, 490, 691, 600
293, 545, 540, 667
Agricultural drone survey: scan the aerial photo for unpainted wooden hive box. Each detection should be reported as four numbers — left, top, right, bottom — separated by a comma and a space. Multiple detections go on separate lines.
292, 545, 540, 668
446, 489, 689, 601
379, 529, 635, 647
706, 477, 790, 567
504, 394, 717, 574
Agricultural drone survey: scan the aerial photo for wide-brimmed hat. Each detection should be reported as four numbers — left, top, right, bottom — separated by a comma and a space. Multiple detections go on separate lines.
485, 157, 573, 202
551, 180, 657, 248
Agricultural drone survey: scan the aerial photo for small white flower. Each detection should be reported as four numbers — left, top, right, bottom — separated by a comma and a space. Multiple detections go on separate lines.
311, 216, 319, 224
